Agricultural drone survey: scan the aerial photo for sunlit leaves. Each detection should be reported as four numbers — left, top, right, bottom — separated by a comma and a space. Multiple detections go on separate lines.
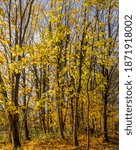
0, 0, 118, 146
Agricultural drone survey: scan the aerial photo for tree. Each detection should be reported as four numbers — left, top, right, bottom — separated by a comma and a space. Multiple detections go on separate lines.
0, 0, 118, 149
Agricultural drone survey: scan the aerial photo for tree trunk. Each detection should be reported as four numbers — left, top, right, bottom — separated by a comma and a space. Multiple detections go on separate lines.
23, 68, 30, 140
57, 103, 65, 139
41, 108, 46, 134
70, 98, 74, 133
102, 66, 109, 142
86, 81, 90, 150
11, 73, 21, 149
10, 114, 21, 150
24, 112, 30, 140
103, 92, 109, 142
73, 96, 79, 146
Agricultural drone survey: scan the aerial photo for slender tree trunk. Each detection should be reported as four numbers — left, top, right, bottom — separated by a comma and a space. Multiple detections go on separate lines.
23, 68, 30, 140
56, 55, 65, 139
57, 102, 65, 139
73, 96, 79, 146
11, 73, 21, 150
102, 67, 109, 142
86, 77, 91, 150
70, 98, 74, 133
41, 108, 46, 134
103, 91, 109, 142
24, 112, 30, 140
47, 105, 50, 133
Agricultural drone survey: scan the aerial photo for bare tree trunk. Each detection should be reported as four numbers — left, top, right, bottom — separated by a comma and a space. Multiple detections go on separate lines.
41, 108, 46, 134
24, 112, 30, 140
86, 76, 91, 150
73, 96, 79, 146
70, 98, 74, 133
102, 67, 109, 142
22, 68, 30, 140
103, 90, 109, 142
11, 73, 21, 149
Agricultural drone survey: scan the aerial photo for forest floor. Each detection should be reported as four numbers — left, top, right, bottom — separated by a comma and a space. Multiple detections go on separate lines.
0, 135, 119, 150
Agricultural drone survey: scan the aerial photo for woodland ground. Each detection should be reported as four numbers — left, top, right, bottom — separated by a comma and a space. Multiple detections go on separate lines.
0, 134, 118, 150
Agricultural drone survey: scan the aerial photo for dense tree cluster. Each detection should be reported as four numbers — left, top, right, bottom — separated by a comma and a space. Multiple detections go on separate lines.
0, 0, 118, 149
